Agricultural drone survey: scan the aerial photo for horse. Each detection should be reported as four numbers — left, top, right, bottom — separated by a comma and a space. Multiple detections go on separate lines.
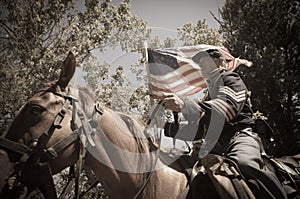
0, 52, 197, 199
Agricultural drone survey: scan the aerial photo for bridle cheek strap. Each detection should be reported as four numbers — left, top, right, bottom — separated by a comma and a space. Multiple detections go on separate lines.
27, 99, 71, 164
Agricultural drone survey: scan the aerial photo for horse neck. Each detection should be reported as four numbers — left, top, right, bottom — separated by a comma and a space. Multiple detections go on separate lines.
91, 108, 154, 169
85, 108, 153, 191
85, 108, 188, 198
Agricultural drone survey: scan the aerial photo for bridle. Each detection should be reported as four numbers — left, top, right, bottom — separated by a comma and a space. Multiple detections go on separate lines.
0, 85, 163, 199
0, 86, 95, 199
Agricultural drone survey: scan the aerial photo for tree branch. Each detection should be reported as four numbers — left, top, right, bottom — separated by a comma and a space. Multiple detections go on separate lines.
209, 10, 224, 27
0, 22, 16, 39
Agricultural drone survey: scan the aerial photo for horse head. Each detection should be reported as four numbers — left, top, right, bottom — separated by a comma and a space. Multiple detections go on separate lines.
0, 52, 80, 198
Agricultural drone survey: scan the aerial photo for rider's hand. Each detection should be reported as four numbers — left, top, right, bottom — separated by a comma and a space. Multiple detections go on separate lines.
161, 93, 184, 112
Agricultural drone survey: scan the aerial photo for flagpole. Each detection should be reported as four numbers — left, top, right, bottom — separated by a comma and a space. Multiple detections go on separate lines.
144, 41, 155, 107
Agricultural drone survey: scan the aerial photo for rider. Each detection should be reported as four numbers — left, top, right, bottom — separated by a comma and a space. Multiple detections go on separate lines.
160, 49, 287, 199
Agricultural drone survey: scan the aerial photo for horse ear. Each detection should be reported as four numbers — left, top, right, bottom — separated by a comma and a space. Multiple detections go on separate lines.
57, 52, 76, 90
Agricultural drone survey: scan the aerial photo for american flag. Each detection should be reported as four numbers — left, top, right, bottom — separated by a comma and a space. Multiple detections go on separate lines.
147, 44, 252, 98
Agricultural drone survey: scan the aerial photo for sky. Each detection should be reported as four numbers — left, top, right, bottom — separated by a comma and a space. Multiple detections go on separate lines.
91, 0, 225, 66
129, 0, 224, 30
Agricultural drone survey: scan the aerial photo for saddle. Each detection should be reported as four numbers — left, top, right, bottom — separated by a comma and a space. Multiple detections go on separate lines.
264, 155, 300, 198
174, 152, 255, 199
177, 152, 300, 199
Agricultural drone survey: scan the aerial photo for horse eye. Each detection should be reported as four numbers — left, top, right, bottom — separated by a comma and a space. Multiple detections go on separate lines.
31, 105, 46, 115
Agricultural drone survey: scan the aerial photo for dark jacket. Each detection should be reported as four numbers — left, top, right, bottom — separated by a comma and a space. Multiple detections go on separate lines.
164, 71, 254, 143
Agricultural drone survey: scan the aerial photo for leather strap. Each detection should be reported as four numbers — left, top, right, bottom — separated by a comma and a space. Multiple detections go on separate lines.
45, 132, 78, 160
0, 137, 30, 155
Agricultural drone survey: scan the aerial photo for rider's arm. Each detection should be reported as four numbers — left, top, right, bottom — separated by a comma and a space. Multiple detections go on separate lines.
182, 72, 248, 124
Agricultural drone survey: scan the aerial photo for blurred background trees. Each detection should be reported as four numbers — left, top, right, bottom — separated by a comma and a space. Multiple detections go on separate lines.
177, 19, 224, 46
175, 0, 299, 156
219, 0, 300, 156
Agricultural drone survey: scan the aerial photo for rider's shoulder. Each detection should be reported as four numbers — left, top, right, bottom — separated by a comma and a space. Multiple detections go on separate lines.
221, 71, 244, 82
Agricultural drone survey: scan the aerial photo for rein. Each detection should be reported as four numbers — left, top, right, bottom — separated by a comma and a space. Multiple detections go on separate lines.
132, 102, 164, 199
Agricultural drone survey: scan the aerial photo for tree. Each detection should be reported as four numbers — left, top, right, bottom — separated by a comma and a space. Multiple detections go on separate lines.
177, 19, 224, 46
0, 0, 147, 133
219, 0, 300, 155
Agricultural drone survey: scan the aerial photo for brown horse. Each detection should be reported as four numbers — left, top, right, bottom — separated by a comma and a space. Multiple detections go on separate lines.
0, 52, 194, 199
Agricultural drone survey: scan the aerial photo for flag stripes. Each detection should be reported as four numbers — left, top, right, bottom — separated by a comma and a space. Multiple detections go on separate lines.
150, 86, 204, 99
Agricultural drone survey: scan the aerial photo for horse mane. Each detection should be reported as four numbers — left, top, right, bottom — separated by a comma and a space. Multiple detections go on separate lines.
76, 86, 160, 196
76, 86, 95, 118
117, 112, 158, 153
75, 85, 159, 154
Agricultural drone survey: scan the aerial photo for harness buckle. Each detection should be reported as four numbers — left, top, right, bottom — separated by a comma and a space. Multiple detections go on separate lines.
29, 139, 38, 149
7, 176, 18, 189
77, 110, 85, 120
95, 103, 104, 115
53, 108, 68, 128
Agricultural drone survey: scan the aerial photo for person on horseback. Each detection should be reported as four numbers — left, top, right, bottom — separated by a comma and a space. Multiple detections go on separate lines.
161, 49, 287, 199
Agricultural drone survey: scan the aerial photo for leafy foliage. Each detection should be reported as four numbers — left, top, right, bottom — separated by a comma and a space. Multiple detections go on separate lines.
0, 0, 147, 133
177, 19, 224, 46
220, 0, 300, 155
